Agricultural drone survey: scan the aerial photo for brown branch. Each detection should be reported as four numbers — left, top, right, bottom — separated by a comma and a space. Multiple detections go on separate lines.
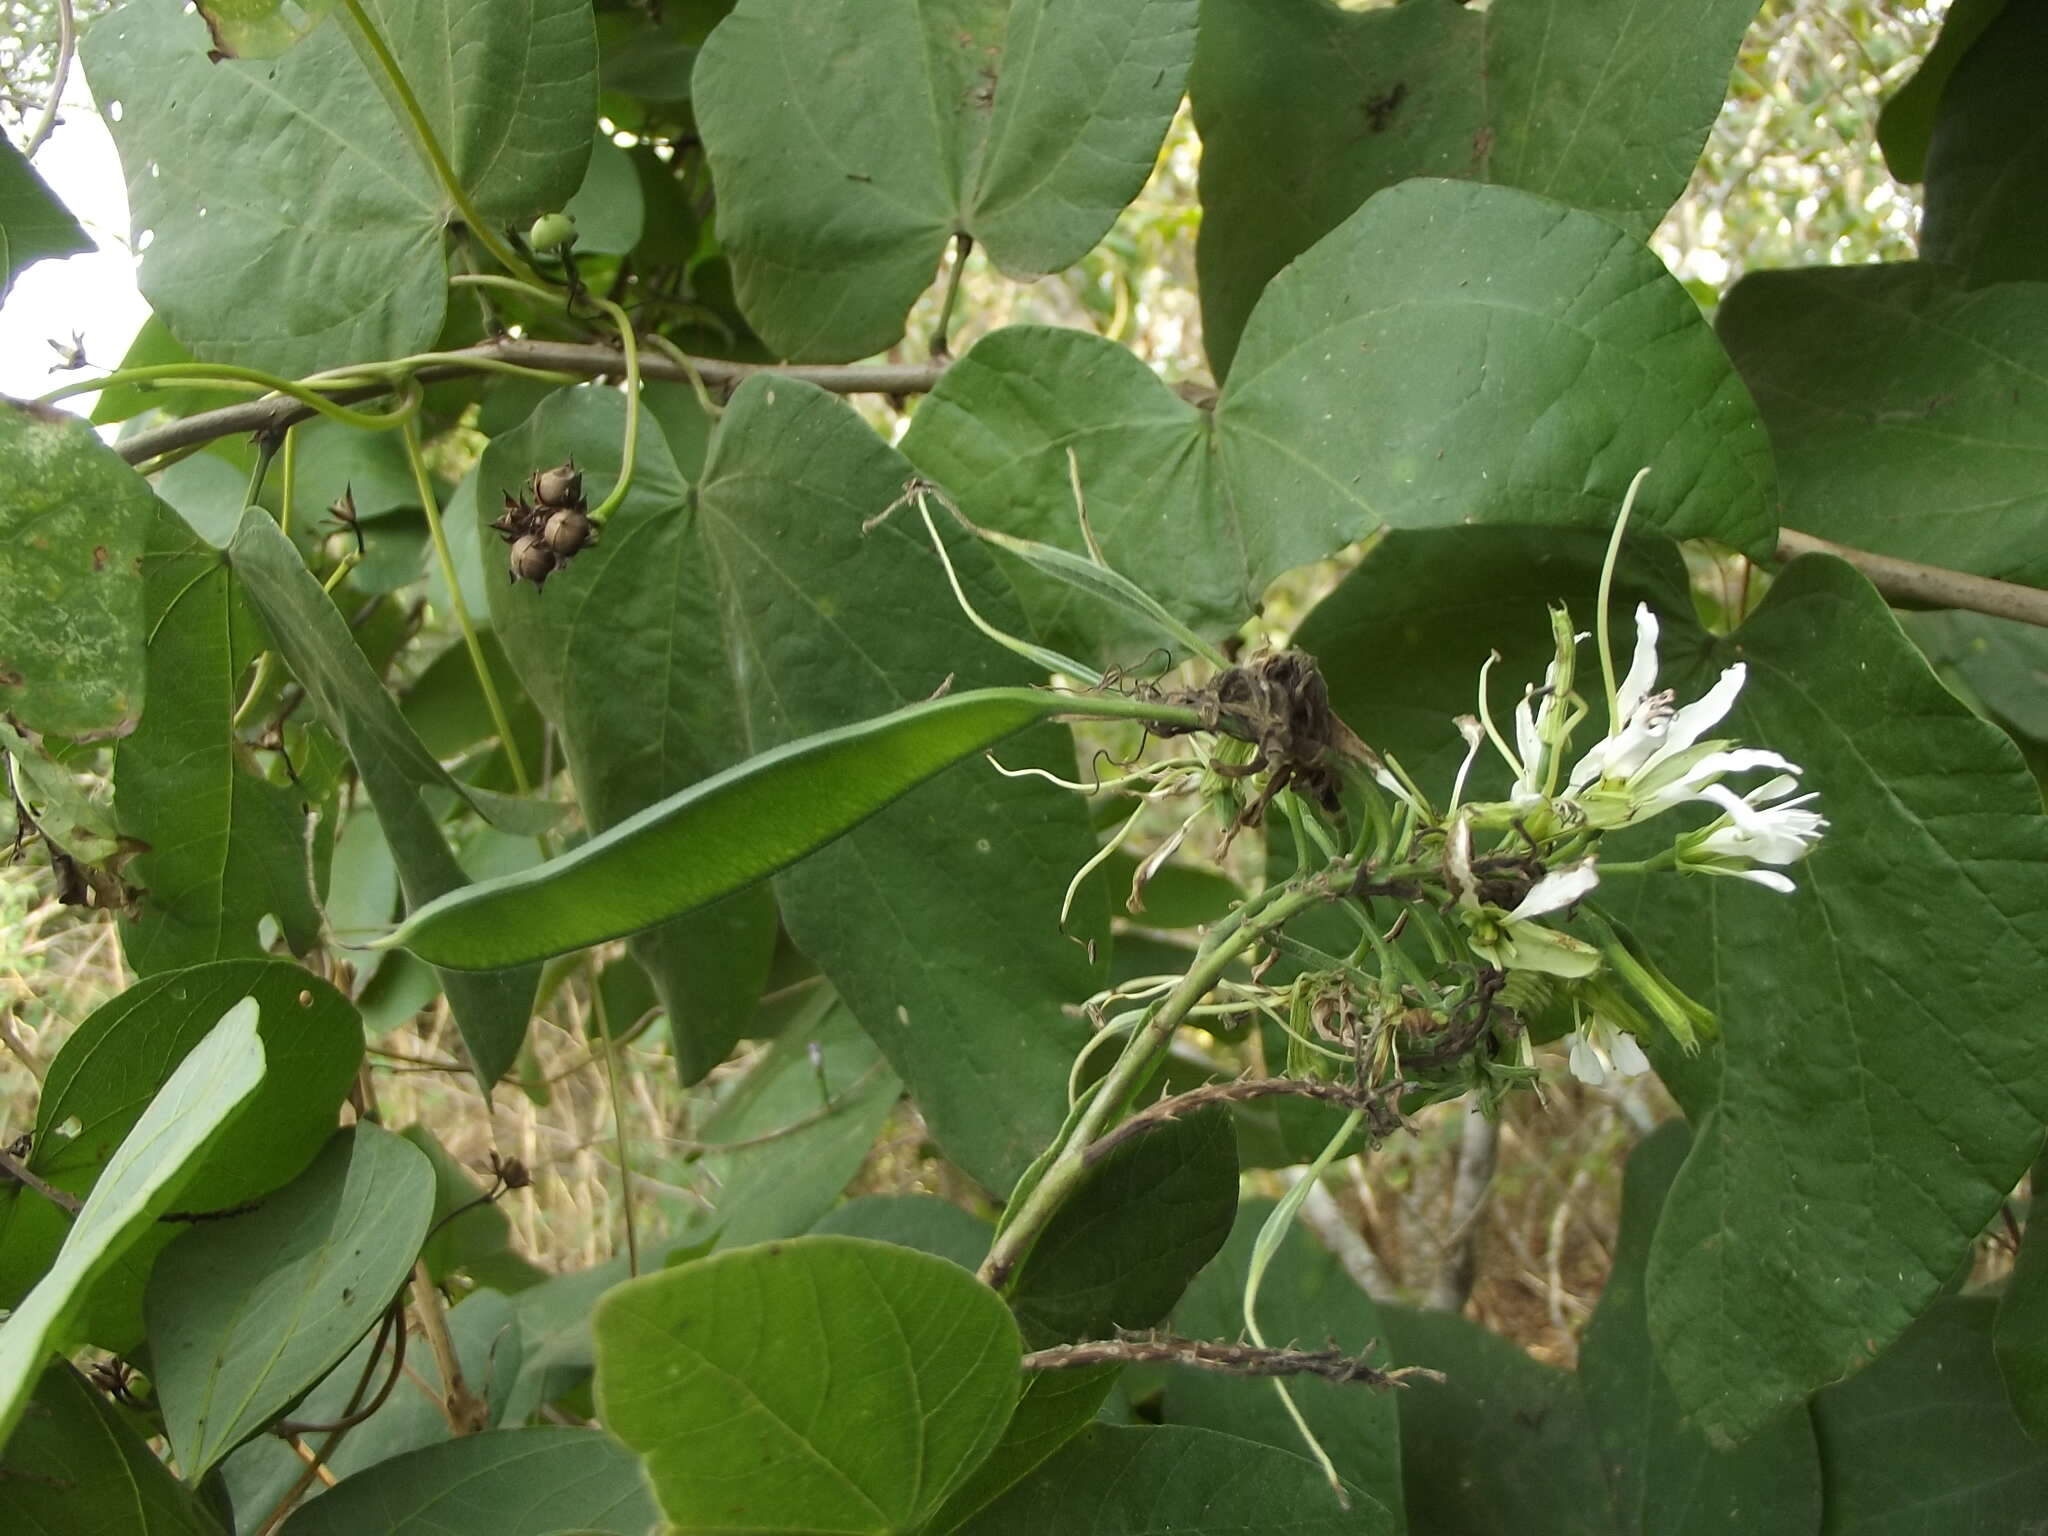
1021, 1330, 1443, 1390
0, 1146, 81, 1216
110, 341, 951, 467
1083, 1077, 1409, 1167
1776, 528, 2048, 630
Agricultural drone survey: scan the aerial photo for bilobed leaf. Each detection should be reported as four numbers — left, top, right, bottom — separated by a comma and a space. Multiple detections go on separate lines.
1166, 1201, 1402, 1530
1919, 0, 2048, 285
903, 179, 1775, 657
478, 386, 775, 1084
1, 1363, 224, 1536
1577, 1125, 1822, 1533
1190, 0, 1758, 373
951, 1423, 1363, 1535
692, 0, 1194, 360
0, 962, 361, 1354
694, 375, 1106, 1194
1877, 0, 2007, 182
595, 1236, 1022, 1534
82, 0, 593, 375
228, 507, 539, 1086
1008, 1108, 1237, 1348
117, 511, 321, 973
0, 136, 90, 303
1718, 264, 2048, 584
275, 1428, 659, 1536
1812, 1299, 2048, 1531
672, 998, 903, 1252
1379, 1305, 1611, 1536
0, 1001, 264, 1448
0, 401, 151, 738
148, 1123, 436, 1479
1297, 530, 2048, 1443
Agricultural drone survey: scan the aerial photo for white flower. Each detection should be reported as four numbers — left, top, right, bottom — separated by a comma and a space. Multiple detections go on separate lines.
1448, 820, 1603, 978
1572, 605, 1747, 792
1508, 859, 1600, 920
1567, 1018, 1651, 1086
1510, 662, 1565, 807
1678, 777, 1828, 892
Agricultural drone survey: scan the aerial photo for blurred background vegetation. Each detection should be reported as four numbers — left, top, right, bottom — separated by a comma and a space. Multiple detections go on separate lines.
1, 0, 1983, 1366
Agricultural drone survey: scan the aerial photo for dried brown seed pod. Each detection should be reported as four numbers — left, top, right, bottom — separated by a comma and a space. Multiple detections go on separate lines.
530, 459, 583, 509
508, 534, 557, 587
543, 507, 596, 557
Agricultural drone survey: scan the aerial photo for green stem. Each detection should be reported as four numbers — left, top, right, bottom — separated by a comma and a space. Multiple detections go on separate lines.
932, 232, 972, 359
590, 964, 640, 1278
336, 0, 542, 286
978, 879, 1334, 1290
401, 416, 533, 798
232, 439, 284, 728
39, 363, 415, 431
1595, 466, 1654, 726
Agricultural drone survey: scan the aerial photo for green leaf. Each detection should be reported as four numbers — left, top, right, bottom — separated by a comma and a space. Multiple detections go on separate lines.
1718, 264, 2048, 583
1877, 0, 2007, 182
1297, 531, 2048, 1442
1919, 0, 2048, 285
926, 1368, 1120, 1535
0, 961, 361, 1354
1812, 1298, 2048, 1531
90, 317, 249, 429
1189, 0, 1757, 374
404, 1125, 545, 1294
1994, 1143, 2048, 1443
479, 386, 775, 1084
82, 0, 594, 375
228, 507, 539, 1085
1578, 1124, 1822, 1533
0, 717, 121, 866
562, 134, 646, 256
189, 0, 339, 60
220, 1287, 526, 1523
1165, 1200, 1402, 1530
274, 1427, 659, 1536
1008, 1108, 1237, 1348
902, 179, 1775, 656
0, 1000, 265, 1448
0, 400, 152, 738
1379, 1305, 1611, 1536
1903, 610, 2048, 748
0, 136, 90, 303
1, 1363, 224, 1535
695, 375, 1106, 1194
810, 1194, 993, 1273
148, 1123, 436, 1479
673, 998, 903, 1253
692, 0, 1194, 360
116, 511, 321, 973
951, 1423, 1363, 1534
595, 1235, 1021, 1534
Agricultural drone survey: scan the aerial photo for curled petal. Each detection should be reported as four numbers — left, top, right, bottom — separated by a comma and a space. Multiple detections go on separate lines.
1508, 859, 1600, 920
1661, 662, 1747, 758
1615, 603, 1660, 720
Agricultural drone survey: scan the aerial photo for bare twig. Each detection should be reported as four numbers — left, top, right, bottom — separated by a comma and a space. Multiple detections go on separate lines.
1021, 1329, 1442, 1390
1425, 1097, 1498, 1313
1776, 528, 2048, 630
412, 1261, 488, 1434
0, 1146, 80, 1216
110, 342, 951, 468
1083, 1076, 1409, 1167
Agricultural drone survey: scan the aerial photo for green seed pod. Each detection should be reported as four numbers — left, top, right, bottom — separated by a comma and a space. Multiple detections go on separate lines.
527, 211, 578, 253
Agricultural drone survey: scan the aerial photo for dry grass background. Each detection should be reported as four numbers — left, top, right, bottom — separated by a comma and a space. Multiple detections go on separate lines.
5, 0, 2017, 1374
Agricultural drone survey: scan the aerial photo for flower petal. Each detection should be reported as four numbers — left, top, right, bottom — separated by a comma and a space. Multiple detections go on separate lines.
1616, 604, 1660, 719
1608, 1030, 1651, 1077
1509, 859, 1600, 920
1662, 662, 1747, 756
1569, 1035, 1608, 1086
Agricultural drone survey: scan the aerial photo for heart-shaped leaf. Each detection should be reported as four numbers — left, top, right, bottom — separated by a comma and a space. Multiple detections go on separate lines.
0, 401, 152, 738
595, 1235, 1022, 1534
692, 0, 1195, 360
1190, 0, 1757, 373
117, 509, 322, 973
0, 1000, 265, 1447
902, 179, 1775, 657
148, 1122, 436, 1479
83, 0, 594, 374
477, 386, 776, 1083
